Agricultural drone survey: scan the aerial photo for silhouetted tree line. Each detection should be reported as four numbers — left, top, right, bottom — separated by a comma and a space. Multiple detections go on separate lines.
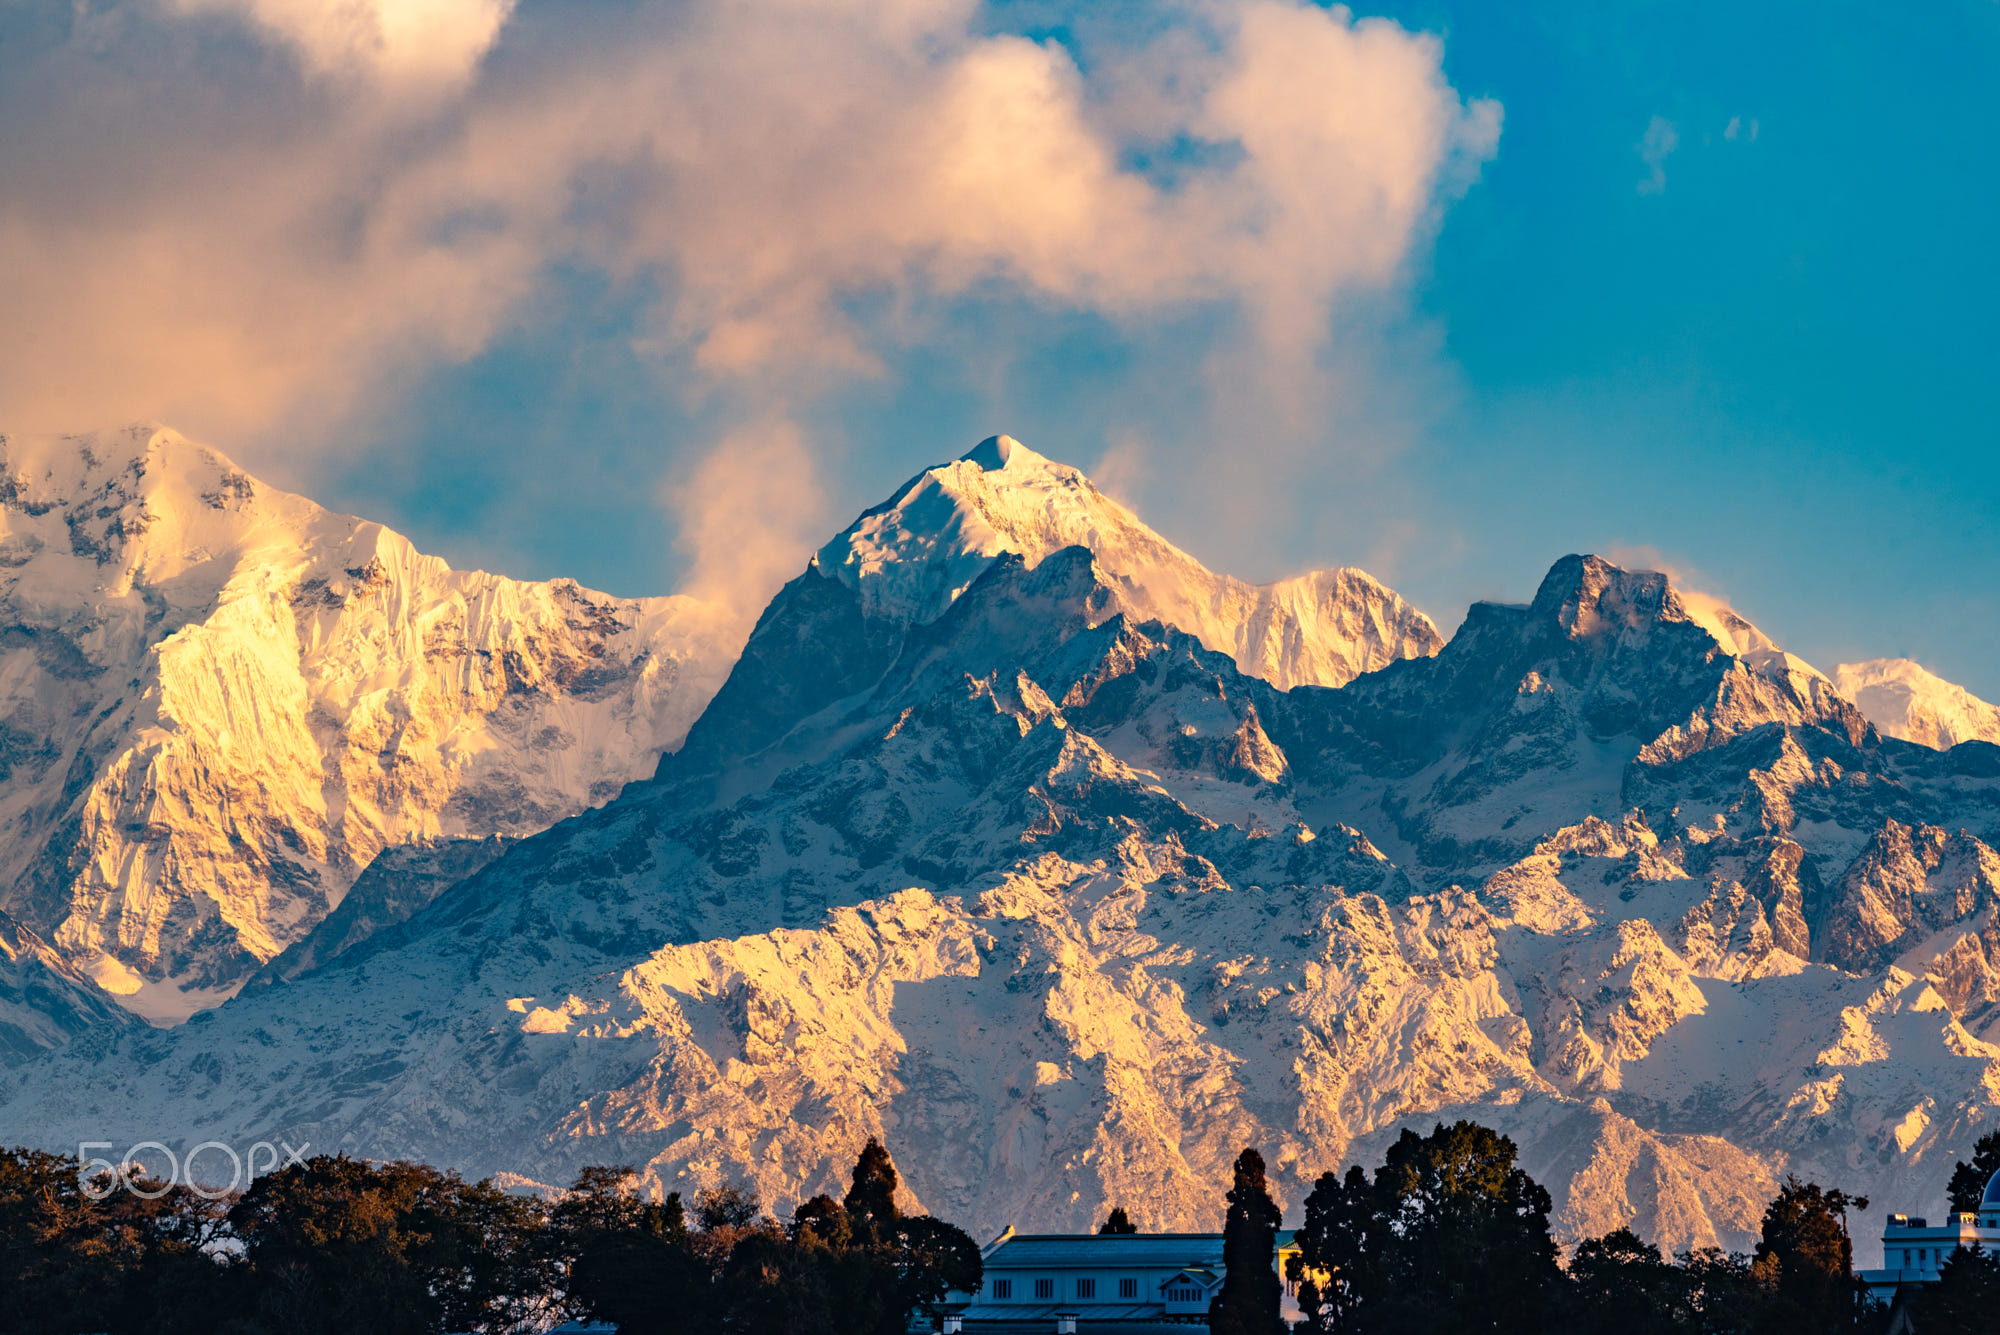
1254, 1121, 2000, 1335
9, 1124, 2000, 1334
0, 1136, 977, 1335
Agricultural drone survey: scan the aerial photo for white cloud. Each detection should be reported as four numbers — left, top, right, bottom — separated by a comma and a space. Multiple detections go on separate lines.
166, 0, 515, 90
1637, 114, 1678, 195
0, 0, 1498, 436
664, 418, 831, 626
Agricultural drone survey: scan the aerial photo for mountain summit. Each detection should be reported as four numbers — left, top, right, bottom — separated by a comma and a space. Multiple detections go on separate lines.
1835, 657, 2000, 749
0, 425, 739, 1021
815, 435, 1442, 690
669, 434, 1442, 785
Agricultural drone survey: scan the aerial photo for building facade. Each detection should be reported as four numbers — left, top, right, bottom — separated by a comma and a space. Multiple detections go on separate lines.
1858, 1169, 2000, 1308
950, 1228, 1301, 1333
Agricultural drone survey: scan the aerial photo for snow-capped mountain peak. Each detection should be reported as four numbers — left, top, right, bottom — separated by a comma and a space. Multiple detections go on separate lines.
1834, 657, 2000, 749
0, 424, 741, 1024
811, 433, 1441, 691
813, 434, 1096, 625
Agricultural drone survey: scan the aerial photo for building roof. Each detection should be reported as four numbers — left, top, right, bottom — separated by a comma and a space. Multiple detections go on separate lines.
1983, 1169, 2000, 1210
985, 1233, 1226, 1267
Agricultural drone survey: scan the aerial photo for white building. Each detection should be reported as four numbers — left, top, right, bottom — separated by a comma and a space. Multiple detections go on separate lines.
1859, 1168, 2000, 1307
948, 1228, 1301, 1333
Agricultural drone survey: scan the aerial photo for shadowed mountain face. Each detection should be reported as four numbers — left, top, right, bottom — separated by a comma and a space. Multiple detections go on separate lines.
0, 910, 141, 1061
3, 435, 1998, 1269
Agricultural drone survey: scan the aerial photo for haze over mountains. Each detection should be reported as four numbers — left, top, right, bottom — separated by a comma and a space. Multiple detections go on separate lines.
3, 428, 1999, 1269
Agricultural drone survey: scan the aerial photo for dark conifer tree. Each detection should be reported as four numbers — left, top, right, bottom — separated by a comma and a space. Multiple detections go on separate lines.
1292, 1121, 1560, 1335
1209, 1147, 1284, 1335
558, 1167, 713, 1335
1565, 1228, 1698, 1335
1946, 1131, 2000, 1214
1099, 1206, 1138, 1235
792, 1193, 851, 1246
1749, 1176, 1867, 1332
1293, 1164, 1372, 1334
843, 1138, 901, 1244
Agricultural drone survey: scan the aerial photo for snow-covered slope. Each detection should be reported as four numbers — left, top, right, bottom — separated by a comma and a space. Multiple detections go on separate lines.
0, 425, 739, 1024
1835, 658, 2000, 750
6, 441, 2000, 1272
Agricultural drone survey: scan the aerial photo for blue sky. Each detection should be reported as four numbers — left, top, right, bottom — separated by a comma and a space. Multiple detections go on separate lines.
4, 0, 1995, 696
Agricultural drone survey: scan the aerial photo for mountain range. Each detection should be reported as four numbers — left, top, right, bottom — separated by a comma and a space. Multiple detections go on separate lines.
3, 428, 1999, 1271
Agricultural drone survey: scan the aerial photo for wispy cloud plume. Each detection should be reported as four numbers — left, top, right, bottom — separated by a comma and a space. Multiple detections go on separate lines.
665, 418, 830, 626
1636, 114, 1679, 195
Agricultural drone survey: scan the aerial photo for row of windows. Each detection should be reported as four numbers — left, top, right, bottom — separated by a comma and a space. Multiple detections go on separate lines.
1898, 1241, 2000, 1270
988, 1277, 1145, 1300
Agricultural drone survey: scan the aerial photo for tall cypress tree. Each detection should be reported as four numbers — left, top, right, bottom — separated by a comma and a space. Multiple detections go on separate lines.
843, 1138, 901, 1245
1210, 1147, 1284, 1335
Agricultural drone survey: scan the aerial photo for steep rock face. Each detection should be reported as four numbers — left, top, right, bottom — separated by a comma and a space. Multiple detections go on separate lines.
1818, 822, 2000, 974
1835, 658, 2000, 750
0, 426, 738, 1023
242, 835, 516, 992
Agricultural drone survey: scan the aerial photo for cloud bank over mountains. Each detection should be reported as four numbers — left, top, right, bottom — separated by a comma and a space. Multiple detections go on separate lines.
0, 0, 1499, 624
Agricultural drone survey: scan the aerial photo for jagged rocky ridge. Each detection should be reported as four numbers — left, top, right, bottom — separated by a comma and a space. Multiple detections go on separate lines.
0, 426, 740, 1024
4, 437, 2000, 1271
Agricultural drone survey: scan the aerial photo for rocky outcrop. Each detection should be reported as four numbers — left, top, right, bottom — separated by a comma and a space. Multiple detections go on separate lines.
1818, 821, 2000, 973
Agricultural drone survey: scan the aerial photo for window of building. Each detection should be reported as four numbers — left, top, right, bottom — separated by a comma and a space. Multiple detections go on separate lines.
993, 1279, 1012, 1300
1903, 1251, 1911, 1268
1035, 1279, 1054, 1300
1077, 1278, 1096, 1298
1120, 1277, 1138, 1298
